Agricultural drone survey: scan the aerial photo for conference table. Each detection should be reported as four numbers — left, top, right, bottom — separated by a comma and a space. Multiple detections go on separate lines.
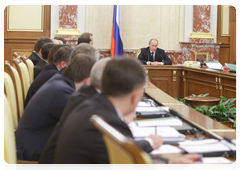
145, 65, 236, 99
142, 65, 236, 162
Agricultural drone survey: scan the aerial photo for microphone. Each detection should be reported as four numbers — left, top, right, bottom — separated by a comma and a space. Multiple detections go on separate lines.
212, 53, 221, 60
229, 59, 236, 64
160, 54, 164, 62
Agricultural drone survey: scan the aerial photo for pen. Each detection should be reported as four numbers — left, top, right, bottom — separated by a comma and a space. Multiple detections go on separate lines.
223, 137, 235, 146
198, 154, 203, 162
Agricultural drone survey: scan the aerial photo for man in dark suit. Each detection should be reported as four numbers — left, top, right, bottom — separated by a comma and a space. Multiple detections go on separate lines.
24, 46, 72, 108
29, 37, 53, 65
34, 43, 55, 79
55, 57, 199, 164
39, 57, 161, 164
16, 54, 96, 161
138, 38, 172, 65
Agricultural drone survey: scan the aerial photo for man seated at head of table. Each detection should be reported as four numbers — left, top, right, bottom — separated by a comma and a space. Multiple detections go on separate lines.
138, 38, 172, 66
54, 57, 200, 164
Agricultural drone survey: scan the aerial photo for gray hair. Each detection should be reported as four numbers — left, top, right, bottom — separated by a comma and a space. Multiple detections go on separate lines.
90, 57, 112, 89
149, 38, 158, 44
70, 43, 100, 61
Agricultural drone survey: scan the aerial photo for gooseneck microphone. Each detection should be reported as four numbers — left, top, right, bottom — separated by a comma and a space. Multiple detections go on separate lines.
160, 54, 164, 62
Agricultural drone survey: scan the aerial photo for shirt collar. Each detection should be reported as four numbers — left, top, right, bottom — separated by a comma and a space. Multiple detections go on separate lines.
114, 106, 123, 121
34, 51, 43, 60
149, 50, 155, 54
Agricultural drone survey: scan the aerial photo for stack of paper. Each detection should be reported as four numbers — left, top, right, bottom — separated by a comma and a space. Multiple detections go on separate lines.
202, 157, 233, 164
134, 117, 183, 127
129, 126, 185, 142
137, 101, 152, 107
136, 106, 167, 112
205, 61, 223, 70
151, 144, 184, 155
178, 139, 236, 154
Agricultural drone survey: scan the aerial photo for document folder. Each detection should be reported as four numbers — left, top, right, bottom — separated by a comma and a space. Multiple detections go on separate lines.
225, 63, 236, 73
204, 61, 223, 70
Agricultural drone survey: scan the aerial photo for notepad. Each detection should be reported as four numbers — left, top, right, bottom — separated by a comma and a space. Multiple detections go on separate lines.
178, 139, 236, 154
134, 117, 183, 127
204, 61, 223, 70
137, 101, 152, 107
151, 144, 184, 155
202, 157, 233, 164
129, 126, 185, 142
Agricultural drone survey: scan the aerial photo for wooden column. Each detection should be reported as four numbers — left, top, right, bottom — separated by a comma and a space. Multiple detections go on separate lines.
229, 6, 236, 63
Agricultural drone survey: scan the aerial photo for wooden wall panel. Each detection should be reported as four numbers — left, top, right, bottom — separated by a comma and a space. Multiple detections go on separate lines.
217, 5, 236, 65
4, 5, 51, 63
229, 6, 236, 63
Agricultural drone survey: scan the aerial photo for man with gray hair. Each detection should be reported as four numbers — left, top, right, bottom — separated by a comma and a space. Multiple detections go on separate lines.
39, 57, 111, 164
71, 43, 100, 61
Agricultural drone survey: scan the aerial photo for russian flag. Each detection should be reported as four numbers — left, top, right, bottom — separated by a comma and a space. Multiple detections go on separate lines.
111, 5, 123, 57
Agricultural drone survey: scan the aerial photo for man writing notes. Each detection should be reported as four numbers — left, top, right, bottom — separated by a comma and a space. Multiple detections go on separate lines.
138, 38, 172, 65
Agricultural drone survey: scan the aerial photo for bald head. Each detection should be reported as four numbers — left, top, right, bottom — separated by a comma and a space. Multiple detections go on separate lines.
70, 43, 100, 61
90, 57, 112, 90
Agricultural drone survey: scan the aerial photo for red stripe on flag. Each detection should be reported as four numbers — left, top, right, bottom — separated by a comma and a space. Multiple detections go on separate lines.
110, 23, 115, 58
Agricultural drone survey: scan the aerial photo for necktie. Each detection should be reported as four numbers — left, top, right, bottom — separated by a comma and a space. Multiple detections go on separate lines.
151, 52, 154, 61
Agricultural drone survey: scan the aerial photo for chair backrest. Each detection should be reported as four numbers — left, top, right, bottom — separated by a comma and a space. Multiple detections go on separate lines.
4, 94, 39, 164
136, 49, 141, 58
90, 115, 152, 164
4, 94, 17, 164
11, 58, 31, 102
20, 55, 34, 83
4, 72, 18, 130
4, 61, 24, 120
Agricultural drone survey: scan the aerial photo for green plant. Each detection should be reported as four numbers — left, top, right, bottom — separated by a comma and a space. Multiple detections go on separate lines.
233, 120, 238, 129
209, 96, 236, 122
190, 93, 209, 97
175, 94, 236, 124
175, 93, 209, 108
175, 96, 192, 108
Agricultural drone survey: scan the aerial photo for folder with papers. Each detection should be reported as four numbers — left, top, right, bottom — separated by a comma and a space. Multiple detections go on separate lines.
225, 63, 236, 72
129, 126, 186, 143
178, 139, 236, 157
134, 117, 183, 127
204, 61, 223, 70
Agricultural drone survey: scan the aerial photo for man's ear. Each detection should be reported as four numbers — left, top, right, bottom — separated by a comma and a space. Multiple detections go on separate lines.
39, 48, 42, 57
83, 77, 91, 86
59, 61, 67, 69
130, 87, 143, 106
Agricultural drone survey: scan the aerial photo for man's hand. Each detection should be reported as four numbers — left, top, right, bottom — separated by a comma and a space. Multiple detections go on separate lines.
151, 61, 160, 65
151, 61, 163, 65
146, 135, 163, 149
169, 154, 202, 164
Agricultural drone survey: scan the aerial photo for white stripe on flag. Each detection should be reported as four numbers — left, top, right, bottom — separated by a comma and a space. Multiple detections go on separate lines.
116, 5, 122, 40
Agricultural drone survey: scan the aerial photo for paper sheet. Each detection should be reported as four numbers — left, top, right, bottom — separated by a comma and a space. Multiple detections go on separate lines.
202, 157, 233, 164
135, 117, 183, 127
151, 144, 184, 155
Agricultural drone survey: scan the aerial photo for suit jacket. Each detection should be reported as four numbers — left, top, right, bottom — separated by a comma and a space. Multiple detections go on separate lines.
138, 47, 172, 65
34, 60, 48, 79
39, 85, 98, 164
37, 85, 152, 170
54, 94, 153, 164
16, 74, 75, 161
25, 63, 59, 108
29, 52, 42, 66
